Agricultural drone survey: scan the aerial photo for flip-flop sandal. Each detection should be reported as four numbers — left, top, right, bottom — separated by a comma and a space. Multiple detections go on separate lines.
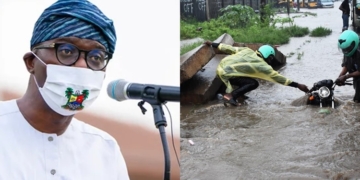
218, 94, 241, 107
217, 94, 228, 107
227, 98, 241, 106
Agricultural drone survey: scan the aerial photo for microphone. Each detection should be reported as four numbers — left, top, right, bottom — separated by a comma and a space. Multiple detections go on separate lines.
107, 79, 180, 102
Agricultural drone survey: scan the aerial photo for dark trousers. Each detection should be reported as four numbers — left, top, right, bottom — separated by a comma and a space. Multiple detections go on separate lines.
353, 77, 360, 102
342, 14, 349, 29
229, 77, 259, 100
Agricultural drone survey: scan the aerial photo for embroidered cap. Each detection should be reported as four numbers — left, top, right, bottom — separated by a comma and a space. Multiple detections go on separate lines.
30, 0, 117, 55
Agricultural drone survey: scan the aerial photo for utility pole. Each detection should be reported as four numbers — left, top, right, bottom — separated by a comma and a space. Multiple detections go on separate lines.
260, 0, 266, 23
297, 0, 300, 12
206, 0, 210, 20
287, 0, 290, 16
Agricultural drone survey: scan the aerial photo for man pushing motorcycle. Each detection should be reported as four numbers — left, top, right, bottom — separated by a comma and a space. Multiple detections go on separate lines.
204, 41, 309, 106
335, 30, 360, 103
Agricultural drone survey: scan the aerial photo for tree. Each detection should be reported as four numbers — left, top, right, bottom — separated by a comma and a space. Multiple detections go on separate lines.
65, 88, 73, 98
82, 90, 89, 100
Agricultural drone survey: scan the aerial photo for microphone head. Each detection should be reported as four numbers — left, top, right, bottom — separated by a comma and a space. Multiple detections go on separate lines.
107, 79, 129, 102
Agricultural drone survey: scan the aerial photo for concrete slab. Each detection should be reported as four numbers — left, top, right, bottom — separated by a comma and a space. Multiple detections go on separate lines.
180, 45, 215, 84
213, 33, 235, 52
180, 33, 235, 84
180, 34, 288, 105
181, 54, 227, 105
180, 37, 204, 47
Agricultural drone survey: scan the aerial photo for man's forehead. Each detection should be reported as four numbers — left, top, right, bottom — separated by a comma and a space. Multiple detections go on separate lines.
51, 37, 105, 50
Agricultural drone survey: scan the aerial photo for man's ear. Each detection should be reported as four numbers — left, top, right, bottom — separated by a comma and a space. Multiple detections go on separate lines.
269, 55, 275, 61
23, 52, 35, 74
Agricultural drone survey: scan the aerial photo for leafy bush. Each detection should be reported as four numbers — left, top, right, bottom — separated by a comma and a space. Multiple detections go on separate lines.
180, 4, 313, 54
310, 26, 332, 37
218, 4, 259, 28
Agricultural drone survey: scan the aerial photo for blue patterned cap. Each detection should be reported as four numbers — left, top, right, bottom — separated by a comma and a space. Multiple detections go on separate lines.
30, 0, 117, 54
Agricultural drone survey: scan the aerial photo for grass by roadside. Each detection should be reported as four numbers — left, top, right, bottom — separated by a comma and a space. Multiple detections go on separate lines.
181, 41, 204, 56
180, 4, 331, 55
310, 26, 332, 37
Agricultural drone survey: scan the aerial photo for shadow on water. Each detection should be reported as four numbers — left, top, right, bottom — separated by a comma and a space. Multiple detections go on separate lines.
181, 4, 360, 180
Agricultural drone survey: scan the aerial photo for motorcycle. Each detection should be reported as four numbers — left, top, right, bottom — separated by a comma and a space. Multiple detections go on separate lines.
306, 79, 352, 109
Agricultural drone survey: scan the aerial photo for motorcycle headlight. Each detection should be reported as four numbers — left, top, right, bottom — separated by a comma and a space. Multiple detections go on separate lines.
318, 86, 330, 98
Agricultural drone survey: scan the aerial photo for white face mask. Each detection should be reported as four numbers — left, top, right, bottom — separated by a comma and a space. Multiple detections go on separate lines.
31, 52, 105, 116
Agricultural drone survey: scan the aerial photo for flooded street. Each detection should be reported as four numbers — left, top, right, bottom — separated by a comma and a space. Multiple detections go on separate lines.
181, 2, 360, 179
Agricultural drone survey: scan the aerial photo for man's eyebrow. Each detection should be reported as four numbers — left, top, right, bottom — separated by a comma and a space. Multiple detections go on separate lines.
95, 44, 106, 50
54, 37, 106, 50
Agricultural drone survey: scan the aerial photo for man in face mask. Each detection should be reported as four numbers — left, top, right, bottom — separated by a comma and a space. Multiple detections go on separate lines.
0, 0, 129, 179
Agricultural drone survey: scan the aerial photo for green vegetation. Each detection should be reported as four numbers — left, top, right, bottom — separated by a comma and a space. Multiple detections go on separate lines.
180, 4, 328, 55
181, 41, 204, 55
297, 51, 304, 60
286, 52, 295, 58
273, 7, 298, 14
283, 25, 310, 37
181, 4, 310, 41
304, 12, 317, 17
310, 26, 332, 37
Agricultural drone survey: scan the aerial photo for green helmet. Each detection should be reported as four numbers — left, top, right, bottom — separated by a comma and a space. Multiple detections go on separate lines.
258, 45, 275, 59
338, 30, 359, 57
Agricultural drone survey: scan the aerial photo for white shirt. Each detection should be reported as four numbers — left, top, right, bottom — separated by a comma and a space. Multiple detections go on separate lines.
0, 100, 130, 180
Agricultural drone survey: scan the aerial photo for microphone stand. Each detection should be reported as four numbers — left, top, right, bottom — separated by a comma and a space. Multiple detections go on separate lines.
137, 86, 170, 180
